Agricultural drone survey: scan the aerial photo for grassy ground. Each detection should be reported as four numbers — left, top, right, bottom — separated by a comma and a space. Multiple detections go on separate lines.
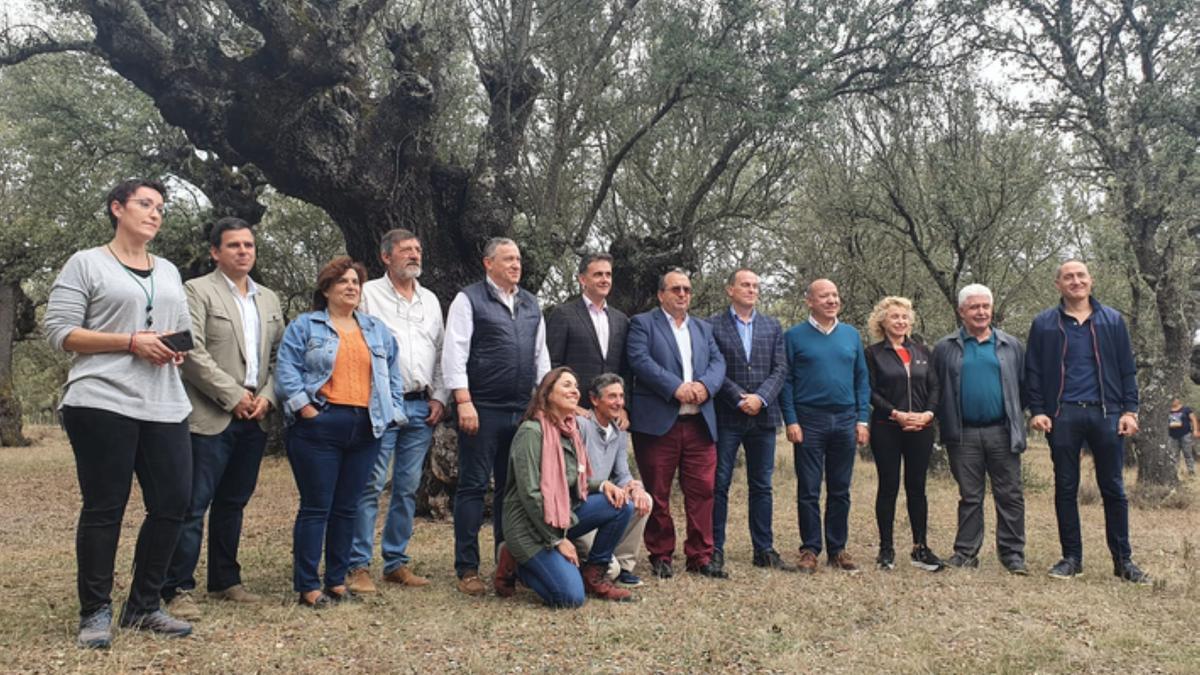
0, 425, 1197, 674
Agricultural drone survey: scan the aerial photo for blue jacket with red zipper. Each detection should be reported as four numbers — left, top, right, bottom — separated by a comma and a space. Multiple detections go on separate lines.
1025, 297, 1139, 418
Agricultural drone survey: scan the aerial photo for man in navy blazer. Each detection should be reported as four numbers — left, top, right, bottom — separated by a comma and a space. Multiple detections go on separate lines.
546, 251, 629, 408
707, 269, 794, 575
626, 268, 727, 579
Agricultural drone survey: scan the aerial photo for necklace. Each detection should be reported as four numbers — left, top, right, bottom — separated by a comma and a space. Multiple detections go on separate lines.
106, 243, 156, 329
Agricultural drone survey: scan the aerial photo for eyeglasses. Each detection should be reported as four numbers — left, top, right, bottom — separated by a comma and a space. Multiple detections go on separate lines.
127, 198, 167, 216
665, 285, 692, 295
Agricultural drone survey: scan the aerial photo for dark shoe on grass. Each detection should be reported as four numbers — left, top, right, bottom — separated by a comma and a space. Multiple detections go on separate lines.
754, 548, 799, 572
650, 558, 674, 579
119, 608, 192, 638
616, 570, 644, 587
1003, 557, 1029, 576
1114, 560, 1150, 584
688, 560, 730, 579
77, 606, 113, 649
945, 552, 979, 569
877, 547, 896, 571
1048, 557, 1083, 580
910, 545, 944, 572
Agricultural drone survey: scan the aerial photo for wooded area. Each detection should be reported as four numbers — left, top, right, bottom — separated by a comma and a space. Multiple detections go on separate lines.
1, 0, 1197, 497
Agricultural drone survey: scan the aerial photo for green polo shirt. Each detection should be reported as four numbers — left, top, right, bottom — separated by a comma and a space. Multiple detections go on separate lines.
960, 328, 1005, 425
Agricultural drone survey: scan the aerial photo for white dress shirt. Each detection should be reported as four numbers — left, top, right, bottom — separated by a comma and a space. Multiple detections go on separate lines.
220, 272, 260, 388
442, 277, 550, 392
663, 309, 699, 415
808, 315, 840, 335
583, 294, 610, 359
360, 275, 449, 404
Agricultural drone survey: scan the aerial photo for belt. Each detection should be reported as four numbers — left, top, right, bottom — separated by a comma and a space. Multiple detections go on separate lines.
1062, 401, 1102, 408
677, 413, 702, 421
403, 390, 429, 401
963, 419, 1005, 428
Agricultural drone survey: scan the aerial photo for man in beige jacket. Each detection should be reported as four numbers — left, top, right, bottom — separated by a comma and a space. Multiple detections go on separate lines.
162, 217, 284, 619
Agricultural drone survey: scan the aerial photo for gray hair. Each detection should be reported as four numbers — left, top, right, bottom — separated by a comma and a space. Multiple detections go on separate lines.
483, 237, 517, 259
658, 267, 690, 291
589, 372, 625, 400
380, 228, 418, 255
577, 251, 614, 276
957, 283, 993, 308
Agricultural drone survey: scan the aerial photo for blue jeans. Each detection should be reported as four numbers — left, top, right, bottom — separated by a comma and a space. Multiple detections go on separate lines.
454, 407, 522, 576
350, 399, 434, 573
286, 405, 381, 593
713, 423, 777, 554
1047, 404, 1131, 564
517, 493, 632, 607
164, 419, 266, 598
793, 407, 857, 556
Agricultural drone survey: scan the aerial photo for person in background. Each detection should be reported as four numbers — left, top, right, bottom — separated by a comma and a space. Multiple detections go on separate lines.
864, 296, 943, 572
275, 257, 408, 608
162, 217, 284, 620
44, 178, 194, 648
1167, 398, 1197, 477
493, 368, 635, 606
546, 251, 629, 408
348, 229, 448, 593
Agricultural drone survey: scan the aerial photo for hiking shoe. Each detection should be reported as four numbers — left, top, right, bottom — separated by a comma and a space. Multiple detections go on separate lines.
616, 570, 644, 587
118, 608, 192, 638
754, 548, 799, 572
77, 606, 113, 649
1114, 560, 1151, 584
346, 567, 377, 594
796, 548, 819, 575
457, 570, 486, 596
650, 558, 674, 579
910, 545, 944, 572
1048, 557, 1083, 580
384, 565, 431, 587
827, 550, 859, 574
209, 584, 261, 603
1003, 557, 1029, 576
164, 590, 201, 620
493, 543, 518, 598
877, 547, 896, 571
945, 552, 979, 569
582, 563, 634, 602
688, 560, 730, 579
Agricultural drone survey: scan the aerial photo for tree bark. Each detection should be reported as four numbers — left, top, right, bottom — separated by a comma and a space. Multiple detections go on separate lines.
0, 281, 31, 446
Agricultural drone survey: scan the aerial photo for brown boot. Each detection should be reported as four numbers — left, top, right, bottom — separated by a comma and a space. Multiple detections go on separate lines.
493, 543, 518, 598
581, 563, 633, 602
346, 567, 377, 594
383, 565, 430, 587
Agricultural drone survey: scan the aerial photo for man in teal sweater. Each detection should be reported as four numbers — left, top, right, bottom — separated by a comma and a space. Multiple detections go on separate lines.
779, 279, 871, 574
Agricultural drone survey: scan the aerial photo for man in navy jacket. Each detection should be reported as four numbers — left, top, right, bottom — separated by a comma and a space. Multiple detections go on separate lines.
708, 269, 793, 574
626, 268, 727, 579
1027, 260, 1150, 584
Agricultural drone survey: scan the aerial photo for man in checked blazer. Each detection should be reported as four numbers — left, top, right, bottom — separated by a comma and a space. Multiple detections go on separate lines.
546, 251, 629, 409
707, 269, 795, 575
162, 217, 285, 618
626, 268, 727, 580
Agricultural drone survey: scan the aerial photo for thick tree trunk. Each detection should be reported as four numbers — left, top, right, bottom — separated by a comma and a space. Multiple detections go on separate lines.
0, 281, 30, 447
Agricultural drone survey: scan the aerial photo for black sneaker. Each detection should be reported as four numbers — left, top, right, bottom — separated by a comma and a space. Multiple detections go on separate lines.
910, 545, 944, 572
1048, 557, 1083, 580
1002, 557, 1029, 575
876, 547, 896, 570
945, 552, 979, 569
753, 548, 799, 572
615, 570, 644, 587
650, 558, 674, 579
77, 605, 113, 649
1114, 560, 1151, 584
118, 608, 192, 638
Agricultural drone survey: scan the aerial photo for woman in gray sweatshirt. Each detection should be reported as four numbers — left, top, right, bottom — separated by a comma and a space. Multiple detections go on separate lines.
44, 178, 195, 649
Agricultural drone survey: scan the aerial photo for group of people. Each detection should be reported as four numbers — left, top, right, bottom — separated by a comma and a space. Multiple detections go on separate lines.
47, 178, 1155, 650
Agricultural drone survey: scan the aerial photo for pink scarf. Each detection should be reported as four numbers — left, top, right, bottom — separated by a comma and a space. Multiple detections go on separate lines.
538, 413, 590, 529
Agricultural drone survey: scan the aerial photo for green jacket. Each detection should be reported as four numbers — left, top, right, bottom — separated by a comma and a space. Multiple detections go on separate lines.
502, 420, 605, 564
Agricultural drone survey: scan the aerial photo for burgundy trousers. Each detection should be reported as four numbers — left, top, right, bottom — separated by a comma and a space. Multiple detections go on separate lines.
633, 416, 717, 568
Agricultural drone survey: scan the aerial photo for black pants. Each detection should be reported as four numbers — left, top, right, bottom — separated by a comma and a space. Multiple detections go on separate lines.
871, 421, 934, 549
62, 406, 191, 616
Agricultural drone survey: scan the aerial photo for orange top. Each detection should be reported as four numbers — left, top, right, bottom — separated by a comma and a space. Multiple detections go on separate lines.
318, 324, 372, 408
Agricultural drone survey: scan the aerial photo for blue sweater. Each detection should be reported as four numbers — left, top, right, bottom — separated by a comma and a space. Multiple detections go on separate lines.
779, 320, 870, 425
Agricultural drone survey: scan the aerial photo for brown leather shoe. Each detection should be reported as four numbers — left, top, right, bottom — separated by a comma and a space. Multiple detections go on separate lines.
493, 544, 518, 598
208, 584, 261, 603
384, 565, 431, 587
797, 548, 819, 574
165, 591, 201, 620
457, 571, 486, 596
346, 567, 377, 594
581, 563, 633, 602
828, 550, 859, 574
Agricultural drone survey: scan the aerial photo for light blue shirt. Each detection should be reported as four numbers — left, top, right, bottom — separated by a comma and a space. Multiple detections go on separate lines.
732, 307, 756, 361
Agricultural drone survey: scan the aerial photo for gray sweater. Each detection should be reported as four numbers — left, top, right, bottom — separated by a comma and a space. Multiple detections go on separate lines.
44, 247, 192, 423
576, 414, 634, 488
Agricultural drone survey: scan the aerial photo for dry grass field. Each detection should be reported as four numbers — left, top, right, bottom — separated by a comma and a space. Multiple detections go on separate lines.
0, 425, 1197, 674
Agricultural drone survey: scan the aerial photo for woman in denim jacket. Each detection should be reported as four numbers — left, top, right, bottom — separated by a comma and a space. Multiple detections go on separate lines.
275, 256, 407, 607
